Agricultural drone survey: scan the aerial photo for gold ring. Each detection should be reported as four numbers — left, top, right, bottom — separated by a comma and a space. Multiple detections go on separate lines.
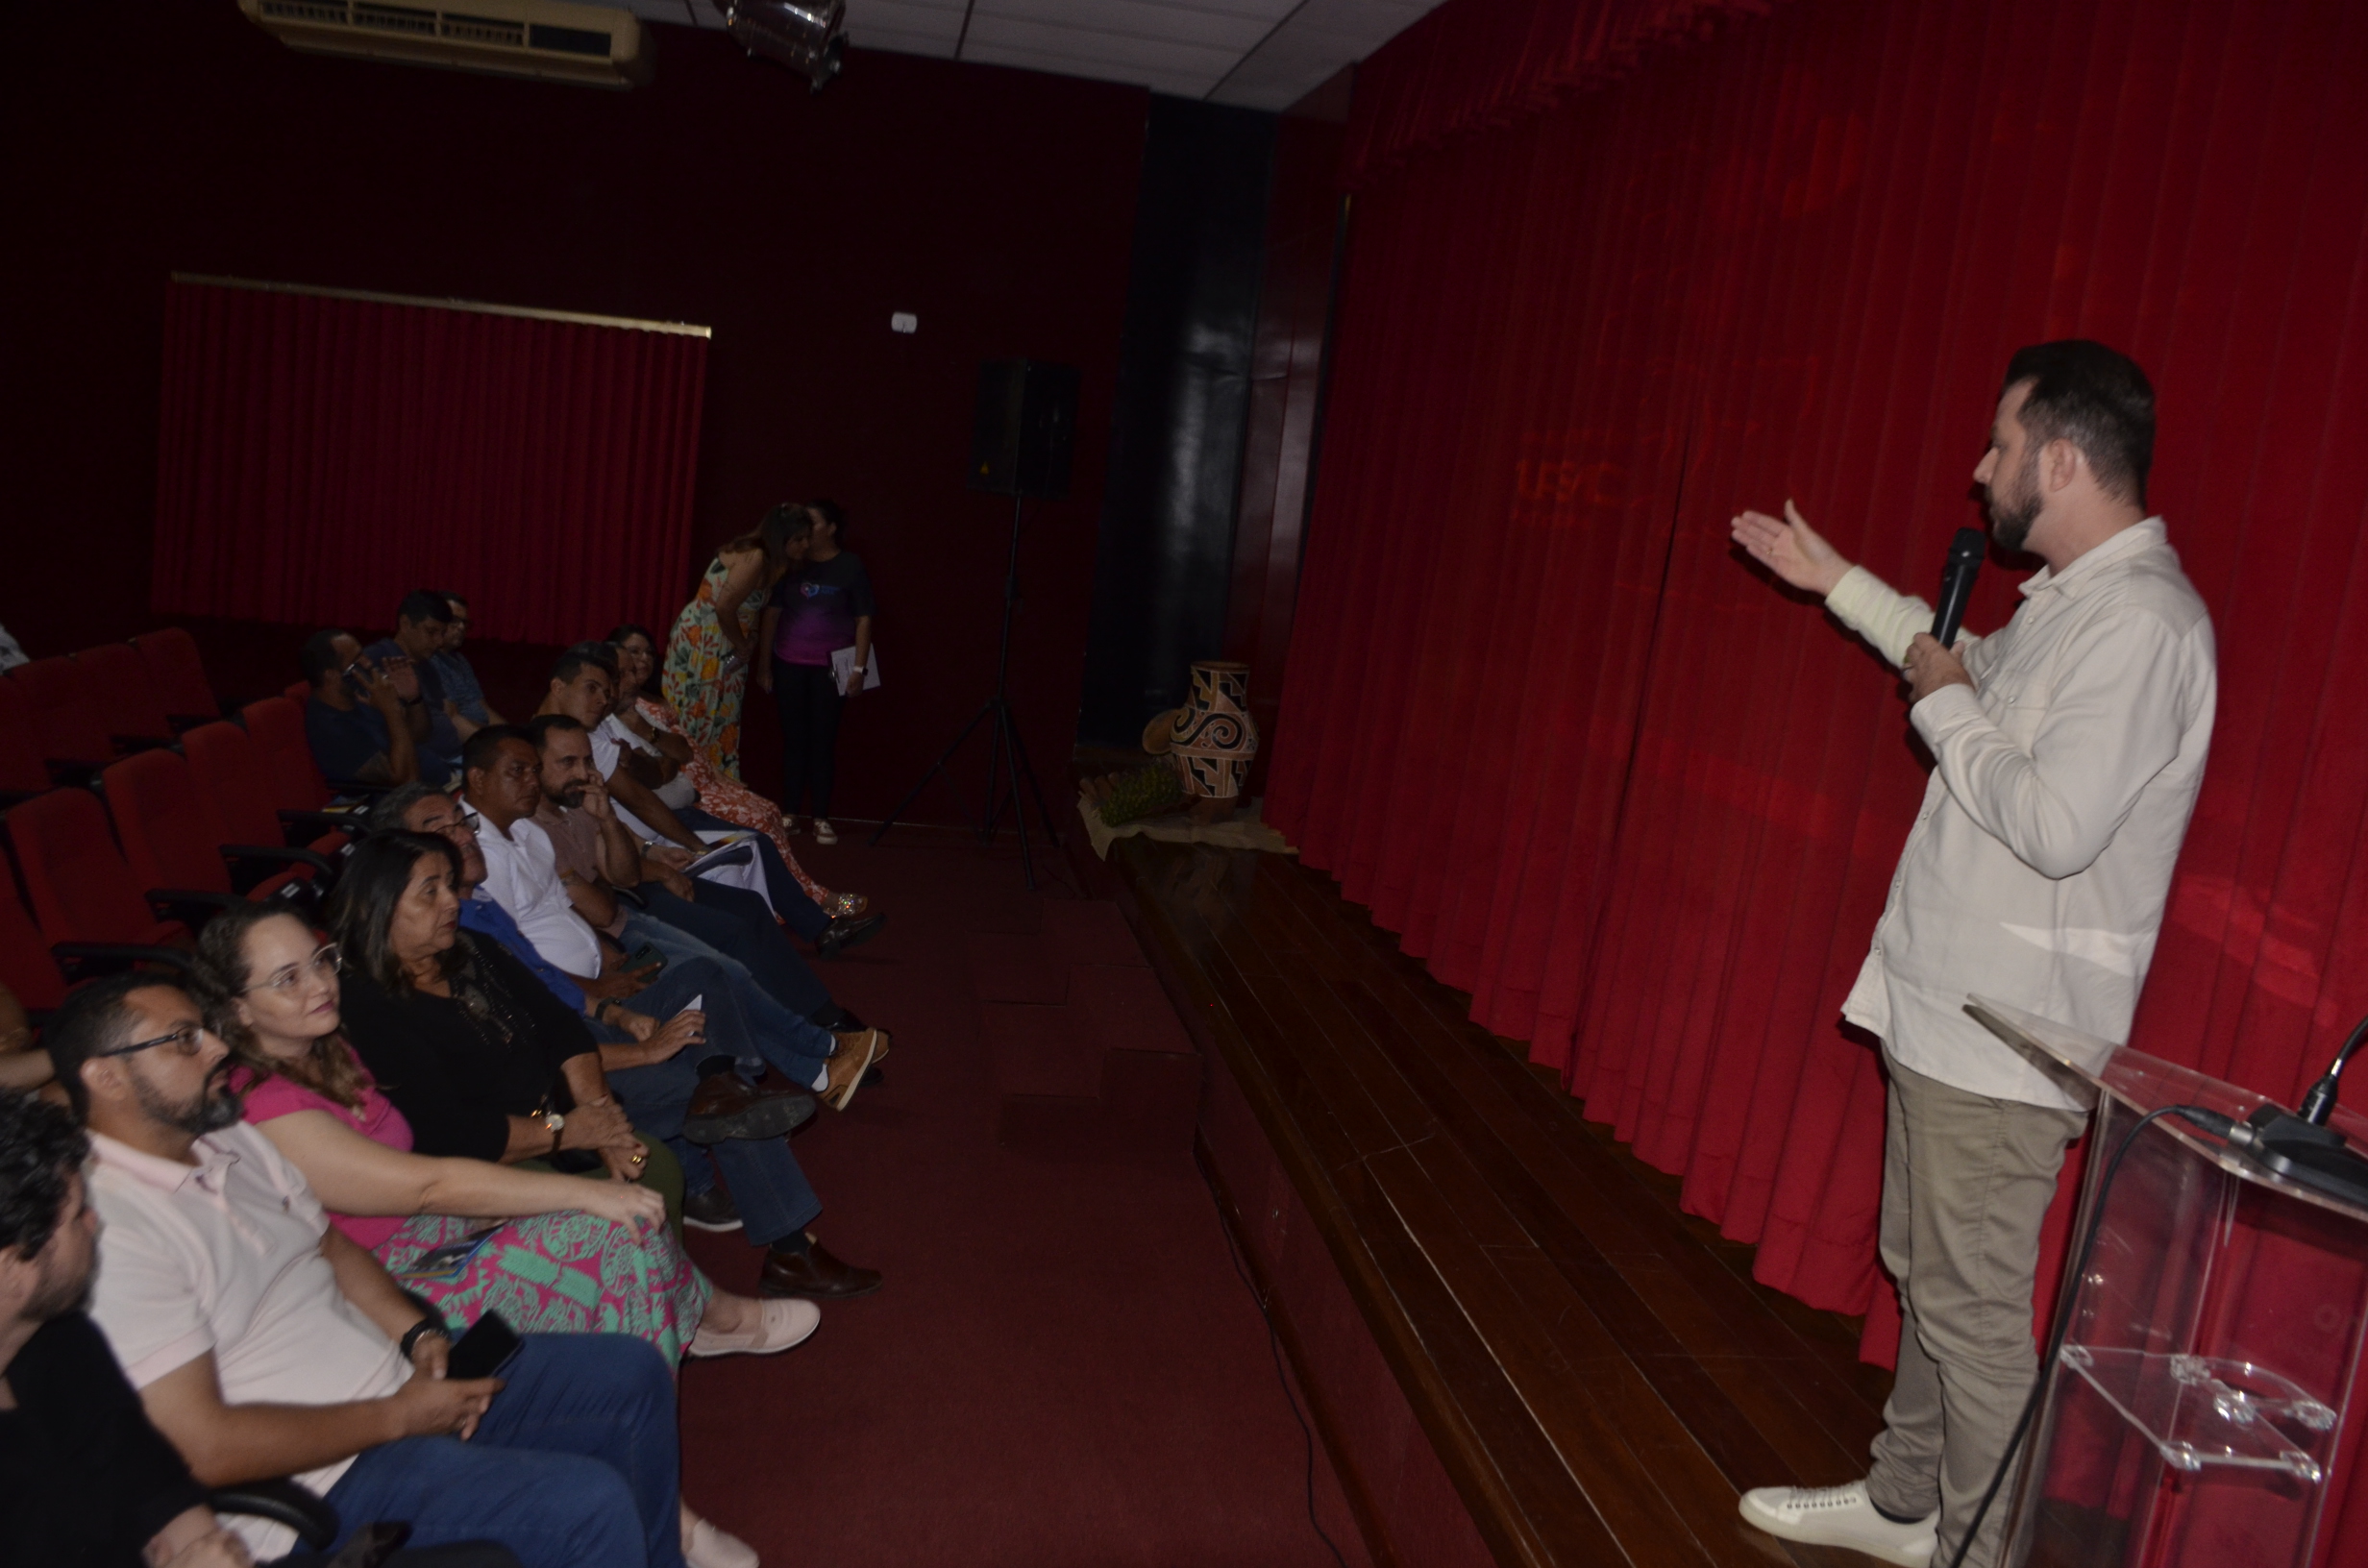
630, 1152, 647, 1164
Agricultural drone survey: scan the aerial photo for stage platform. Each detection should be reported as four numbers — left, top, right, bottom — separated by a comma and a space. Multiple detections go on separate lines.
1085, 830, 1897, 1568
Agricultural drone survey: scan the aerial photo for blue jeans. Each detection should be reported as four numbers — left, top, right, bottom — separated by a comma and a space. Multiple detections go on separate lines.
605, 1050, 824, 1249
319, 1335, 683, 1568
675, 807, 827, 936
621, 904, 837, 1079
585, 953, 756, 1067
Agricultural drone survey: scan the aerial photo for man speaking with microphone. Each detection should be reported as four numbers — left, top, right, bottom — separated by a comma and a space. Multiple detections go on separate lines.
1727, 341, 2216, 1568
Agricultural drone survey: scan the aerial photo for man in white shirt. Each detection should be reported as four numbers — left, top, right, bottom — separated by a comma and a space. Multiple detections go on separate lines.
1727, 342, 2215, 1568
45, 972, 692, 1568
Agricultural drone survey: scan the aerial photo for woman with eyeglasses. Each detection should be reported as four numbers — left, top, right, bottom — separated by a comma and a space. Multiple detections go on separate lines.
194, 892, 812, 1368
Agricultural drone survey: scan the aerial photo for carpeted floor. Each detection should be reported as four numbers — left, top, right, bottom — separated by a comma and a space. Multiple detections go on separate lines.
676, 828, 1370, 1567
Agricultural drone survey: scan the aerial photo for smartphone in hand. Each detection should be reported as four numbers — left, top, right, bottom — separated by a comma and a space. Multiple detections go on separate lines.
446, 1311, 523, 1381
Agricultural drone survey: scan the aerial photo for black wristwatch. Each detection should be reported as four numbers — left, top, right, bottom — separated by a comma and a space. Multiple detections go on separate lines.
399, 1317, 452, 1361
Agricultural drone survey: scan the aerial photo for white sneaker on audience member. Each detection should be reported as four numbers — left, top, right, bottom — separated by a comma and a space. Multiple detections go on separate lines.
686, 1296, 821, 1358
812, 819, 839, 845
683, 1513, 761, 1568
1738, 1480, 1936, 1567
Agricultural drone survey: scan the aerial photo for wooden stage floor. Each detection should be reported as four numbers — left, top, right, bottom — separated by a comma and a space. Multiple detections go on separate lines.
1094, 831, 1897, 1568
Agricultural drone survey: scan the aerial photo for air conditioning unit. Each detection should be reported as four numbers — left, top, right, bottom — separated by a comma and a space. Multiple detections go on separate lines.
238, 0, 652, 90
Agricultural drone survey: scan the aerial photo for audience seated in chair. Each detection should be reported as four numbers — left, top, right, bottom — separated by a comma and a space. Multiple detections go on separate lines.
324, 832, 881, 1302
428, 593, 502, 735
194, 900, 817, 1377
535, 645, 883, 959
42, 974, 703, 1568
604, 624, 868, 919
361, 594, 466, 787
0, 1089, 526, 1567
299, 629, 436, 789
518, 719, 880, 1062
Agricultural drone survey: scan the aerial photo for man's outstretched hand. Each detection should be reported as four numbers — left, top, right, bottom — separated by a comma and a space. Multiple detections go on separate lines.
1732, 500, 1853, 597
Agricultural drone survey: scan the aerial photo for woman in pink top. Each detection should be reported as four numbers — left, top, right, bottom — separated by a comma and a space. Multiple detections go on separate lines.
195, 902, 813, 1370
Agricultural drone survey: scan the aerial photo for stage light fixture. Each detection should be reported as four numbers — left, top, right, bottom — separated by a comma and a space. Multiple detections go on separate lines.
720, 0, 846, 90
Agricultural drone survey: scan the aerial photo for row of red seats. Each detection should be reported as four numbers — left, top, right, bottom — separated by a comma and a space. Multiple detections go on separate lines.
0, 627, 223, 798
2, 636, 365, 1017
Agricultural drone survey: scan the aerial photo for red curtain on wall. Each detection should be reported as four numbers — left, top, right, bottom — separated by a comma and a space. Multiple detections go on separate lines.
152, 278, 708, 644
1269, 0, 2368, 1554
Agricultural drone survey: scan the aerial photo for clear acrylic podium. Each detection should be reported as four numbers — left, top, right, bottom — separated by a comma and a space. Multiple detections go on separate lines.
1967, 998, 2368, 1568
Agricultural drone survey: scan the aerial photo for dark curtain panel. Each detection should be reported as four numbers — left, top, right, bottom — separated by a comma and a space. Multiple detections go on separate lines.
152, 279, 708, 644
1078, 99, 1276, 746
1268, 0, 2368, 1554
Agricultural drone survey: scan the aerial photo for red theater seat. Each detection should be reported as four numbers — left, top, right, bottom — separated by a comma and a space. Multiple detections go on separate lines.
131, 627, 224, 726
0, 876, 66, 1015
102, 750, 336, 919
0, 678, 50, 800
14, 655, 121, 769
183, 722, 360, 871
241, 696, 338, 811
4, 787, 192, 953
76, 642, 178, 747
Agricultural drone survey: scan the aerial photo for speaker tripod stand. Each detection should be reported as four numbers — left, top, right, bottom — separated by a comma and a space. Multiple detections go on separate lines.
869, 492, 1066, 889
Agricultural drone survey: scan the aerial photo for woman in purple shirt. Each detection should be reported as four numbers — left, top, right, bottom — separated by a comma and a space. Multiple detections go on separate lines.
756, 500, 873, 845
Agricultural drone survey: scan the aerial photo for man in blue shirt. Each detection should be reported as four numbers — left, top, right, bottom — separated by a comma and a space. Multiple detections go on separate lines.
431, 591, 504, 730
298, 627, 441, 787
362, 591, 465, 783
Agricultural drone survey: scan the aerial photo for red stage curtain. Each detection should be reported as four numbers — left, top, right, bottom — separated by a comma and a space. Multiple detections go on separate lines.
1269, 0, 2368, 1555
152, 278, 708, 644
1343, 0, 1777, 184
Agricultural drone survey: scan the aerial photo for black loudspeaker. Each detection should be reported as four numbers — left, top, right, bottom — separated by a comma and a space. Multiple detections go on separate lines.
970, 359, 1079, 500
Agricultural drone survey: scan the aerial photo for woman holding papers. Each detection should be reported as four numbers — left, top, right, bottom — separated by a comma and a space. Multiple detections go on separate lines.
757, 499, 874, 846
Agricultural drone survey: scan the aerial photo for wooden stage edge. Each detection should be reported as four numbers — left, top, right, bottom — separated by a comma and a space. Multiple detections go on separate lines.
1073, 828, 1896, 1568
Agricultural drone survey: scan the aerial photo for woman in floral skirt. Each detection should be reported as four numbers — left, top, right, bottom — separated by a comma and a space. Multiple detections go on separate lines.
660, 502, 808, 779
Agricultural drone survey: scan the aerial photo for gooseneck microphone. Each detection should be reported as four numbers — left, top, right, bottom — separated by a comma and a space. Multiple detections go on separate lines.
1932, 527, 1987, 648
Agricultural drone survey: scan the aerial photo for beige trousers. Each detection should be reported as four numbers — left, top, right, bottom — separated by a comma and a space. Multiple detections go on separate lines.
1864, 1050, 2087, 1568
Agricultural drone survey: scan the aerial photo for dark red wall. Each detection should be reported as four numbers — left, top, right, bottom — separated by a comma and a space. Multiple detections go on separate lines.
0, 5, 1147, 821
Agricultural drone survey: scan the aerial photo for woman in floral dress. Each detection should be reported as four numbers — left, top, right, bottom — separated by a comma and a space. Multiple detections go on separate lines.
661, 502, 808, 778
609, 621, 867, 917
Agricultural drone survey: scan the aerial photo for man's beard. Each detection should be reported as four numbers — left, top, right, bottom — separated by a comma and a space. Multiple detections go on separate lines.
24, 1243, 93, 1321
132, 1064, 243, 1137
1986, 446, 2043, 552
549, 784, 587, 810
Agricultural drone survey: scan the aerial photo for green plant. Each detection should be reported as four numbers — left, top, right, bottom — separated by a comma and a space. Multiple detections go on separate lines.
1098, 764, 1184, 826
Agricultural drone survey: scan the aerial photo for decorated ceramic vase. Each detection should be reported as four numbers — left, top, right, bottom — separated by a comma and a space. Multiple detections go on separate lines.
1167, 660, 1258, 800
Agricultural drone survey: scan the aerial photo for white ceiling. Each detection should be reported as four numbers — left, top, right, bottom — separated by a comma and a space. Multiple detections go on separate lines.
623, 0, 1443, 110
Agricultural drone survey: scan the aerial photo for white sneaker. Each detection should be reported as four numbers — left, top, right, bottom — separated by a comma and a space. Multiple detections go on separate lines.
686, 1296, 820, 1359
1738, 1480, 1936, 1567
682, 1515, 760, 1568
812, 818, 839, 845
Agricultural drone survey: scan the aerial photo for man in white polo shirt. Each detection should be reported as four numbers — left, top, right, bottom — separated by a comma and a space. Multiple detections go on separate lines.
47, 973, 693, 1568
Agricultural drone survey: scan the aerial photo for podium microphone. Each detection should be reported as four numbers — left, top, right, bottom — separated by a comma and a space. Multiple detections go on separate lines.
1932, 527, 1986, 647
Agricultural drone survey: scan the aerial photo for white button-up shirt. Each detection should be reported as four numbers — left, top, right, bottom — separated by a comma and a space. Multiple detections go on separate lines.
86, 1123, 410, 1559
1827, 518, 2216, 1109
474, 809, 605, 978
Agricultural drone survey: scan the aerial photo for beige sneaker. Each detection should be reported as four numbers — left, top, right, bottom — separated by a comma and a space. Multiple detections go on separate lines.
1738, 1481, 1936, 1567
823, 1029, 883, 1110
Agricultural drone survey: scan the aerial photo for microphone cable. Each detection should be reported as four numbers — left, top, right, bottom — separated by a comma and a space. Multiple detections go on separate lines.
1942, 1102, 2240, 1568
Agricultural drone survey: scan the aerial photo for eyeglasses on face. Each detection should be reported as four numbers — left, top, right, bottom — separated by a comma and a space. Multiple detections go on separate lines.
246, 943, 341, 995
101, 1023, 215, 1060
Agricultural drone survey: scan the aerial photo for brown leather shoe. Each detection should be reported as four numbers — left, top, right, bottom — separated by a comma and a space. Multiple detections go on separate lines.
683, 1071, 816, 1145
822, 1030, 885, 1110
759, 1237, 883, 1300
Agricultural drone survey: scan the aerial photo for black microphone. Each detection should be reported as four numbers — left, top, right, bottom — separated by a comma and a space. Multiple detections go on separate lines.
1932, 527, 1986, 648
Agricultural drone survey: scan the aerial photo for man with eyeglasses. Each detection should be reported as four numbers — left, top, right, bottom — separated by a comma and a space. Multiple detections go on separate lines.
45, 973, 694, 1567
